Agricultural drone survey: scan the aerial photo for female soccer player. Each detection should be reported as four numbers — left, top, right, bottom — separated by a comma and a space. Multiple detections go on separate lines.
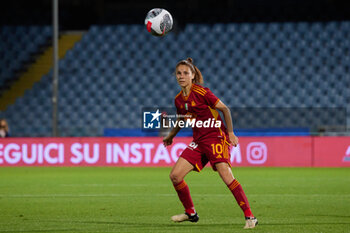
163, 58, 258, 229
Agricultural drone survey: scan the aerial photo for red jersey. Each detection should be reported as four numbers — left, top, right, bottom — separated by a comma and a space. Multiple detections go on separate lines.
174, 83, 229, 142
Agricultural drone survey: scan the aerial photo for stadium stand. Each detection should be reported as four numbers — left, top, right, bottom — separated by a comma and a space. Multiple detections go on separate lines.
0, 26, 52, 92
0, 22, 349, 136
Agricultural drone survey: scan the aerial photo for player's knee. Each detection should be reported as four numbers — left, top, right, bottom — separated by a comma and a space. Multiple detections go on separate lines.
169, 172, 181, 184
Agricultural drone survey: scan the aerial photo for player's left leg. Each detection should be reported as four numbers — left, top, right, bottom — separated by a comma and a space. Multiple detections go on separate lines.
215, 162, 258, 229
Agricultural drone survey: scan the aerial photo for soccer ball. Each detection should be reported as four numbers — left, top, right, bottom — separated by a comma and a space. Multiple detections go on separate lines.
144, 8, 173, 36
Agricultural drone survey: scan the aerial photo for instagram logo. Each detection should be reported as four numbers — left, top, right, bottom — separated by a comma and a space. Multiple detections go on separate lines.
247, 142, 267, 164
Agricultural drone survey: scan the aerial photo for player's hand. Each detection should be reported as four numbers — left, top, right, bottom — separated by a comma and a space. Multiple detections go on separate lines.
228, 132, 238, 147
163, 135, 174, 147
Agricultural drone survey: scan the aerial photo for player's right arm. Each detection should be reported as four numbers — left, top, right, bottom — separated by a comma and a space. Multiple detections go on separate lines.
163, 117, 184, 147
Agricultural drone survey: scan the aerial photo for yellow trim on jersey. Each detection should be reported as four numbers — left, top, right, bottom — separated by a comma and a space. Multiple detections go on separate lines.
195, 163, 201, 172
193, 89, 205, 96
208, 106, 219, 119
208, 106, 223, 136
181, 84, 194, 101
193, 85, 206, 92
193, 84, 207, 92
213, 98, 220, 108
175, 91, 182, 99
193, 86, 207, 95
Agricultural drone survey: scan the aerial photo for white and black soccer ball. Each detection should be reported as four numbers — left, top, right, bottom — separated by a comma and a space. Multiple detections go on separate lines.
144, 8, 173, 36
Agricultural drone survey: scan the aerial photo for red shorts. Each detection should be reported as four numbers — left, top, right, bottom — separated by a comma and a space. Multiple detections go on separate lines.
180, 137, 231, 172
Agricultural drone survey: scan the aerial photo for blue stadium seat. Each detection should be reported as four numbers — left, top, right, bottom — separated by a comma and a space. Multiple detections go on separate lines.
2, 22, 349, 136
0, 26, 52, 88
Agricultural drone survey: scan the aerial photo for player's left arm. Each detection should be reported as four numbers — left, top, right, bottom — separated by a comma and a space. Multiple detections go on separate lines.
215, 100, 239, 147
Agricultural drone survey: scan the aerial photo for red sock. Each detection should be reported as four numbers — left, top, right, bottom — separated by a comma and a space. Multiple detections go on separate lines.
173, 180, 196, 215
227, 179, 254, 217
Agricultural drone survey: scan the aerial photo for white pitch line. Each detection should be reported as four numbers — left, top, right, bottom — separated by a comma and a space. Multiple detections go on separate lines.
0, 193, 349, 198
61, 184, 170, 187
0, 194, 175, 198
60, 183, 223, 187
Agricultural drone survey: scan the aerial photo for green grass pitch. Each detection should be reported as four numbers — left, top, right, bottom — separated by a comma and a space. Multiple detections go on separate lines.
0, 167, 349, 233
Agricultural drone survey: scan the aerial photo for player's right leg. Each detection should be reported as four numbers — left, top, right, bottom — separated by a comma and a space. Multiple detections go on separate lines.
169, 157, 199, 222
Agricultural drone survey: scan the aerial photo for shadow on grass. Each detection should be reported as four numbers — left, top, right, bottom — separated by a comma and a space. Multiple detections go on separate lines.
305, 214, 350, 218
37, 219, 350, 228
262, 222, 350, 226
40, 219, 241, 228
0, 229, 77, 233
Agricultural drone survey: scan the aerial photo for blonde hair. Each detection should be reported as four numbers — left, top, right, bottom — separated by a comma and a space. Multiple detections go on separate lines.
176, 58, 204, 85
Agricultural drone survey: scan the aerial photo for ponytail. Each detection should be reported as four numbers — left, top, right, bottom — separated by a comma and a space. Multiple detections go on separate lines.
176, 57, 204, 85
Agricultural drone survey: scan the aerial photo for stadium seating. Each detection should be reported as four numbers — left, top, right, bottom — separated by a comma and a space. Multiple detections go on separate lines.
0, 22, 349, 136
0, 26, 52, 91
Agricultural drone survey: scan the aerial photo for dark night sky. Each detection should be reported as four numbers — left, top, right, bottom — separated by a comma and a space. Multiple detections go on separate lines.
1, 0, 350, 30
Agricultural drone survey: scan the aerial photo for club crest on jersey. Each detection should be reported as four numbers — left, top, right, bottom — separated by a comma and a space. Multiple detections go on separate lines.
191, 100, 196, 106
